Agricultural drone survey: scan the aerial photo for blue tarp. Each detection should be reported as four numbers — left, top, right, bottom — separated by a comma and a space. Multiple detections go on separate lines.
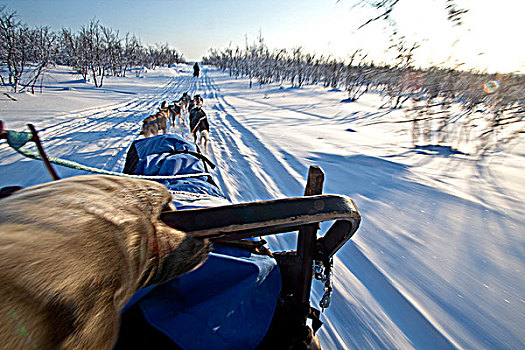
132, 134, 222, 198
122, 134, 282, 349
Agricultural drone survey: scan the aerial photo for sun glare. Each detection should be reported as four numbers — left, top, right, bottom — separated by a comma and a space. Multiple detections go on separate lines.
483, 80, 500, 94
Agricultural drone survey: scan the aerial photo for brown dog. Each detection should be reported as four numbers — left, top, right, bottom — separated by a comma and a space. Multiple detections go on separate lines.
0, 175, 210, 349
140, 112, 167, 137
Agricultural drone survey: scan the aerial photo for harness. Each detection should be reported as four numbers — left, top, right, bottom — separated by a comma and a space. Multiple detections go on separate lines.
190, 116, 207, 135
143, 114, 161, 126
189, 107, 208, 135
168, 103, 181, 115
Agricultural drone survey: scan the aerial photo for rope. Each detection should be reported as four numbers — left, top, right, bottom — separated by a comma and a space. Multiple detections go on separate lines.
5, 131, 211, 181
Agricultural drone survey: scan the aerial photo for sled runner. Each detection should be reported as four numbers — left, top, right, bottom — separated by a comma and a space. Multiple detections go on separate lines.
1, 122, 361, 349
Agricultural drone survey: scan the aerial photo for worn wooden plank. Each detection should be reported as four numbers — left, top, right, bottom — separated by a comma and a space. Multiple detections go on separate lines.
297, 165, 324, 303
27, 124, 60, 181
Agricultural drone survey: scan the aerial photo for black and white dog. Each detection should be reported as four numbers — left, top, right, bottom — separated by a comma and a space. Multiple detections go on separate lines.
188, 95, 209, 151
189, 94, 204, 111
167, 102, 183, 126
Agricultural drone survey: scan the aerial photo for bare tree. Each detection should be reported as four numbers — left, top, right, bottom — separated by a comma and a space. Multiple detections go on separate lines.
101, 26, 122, 77
122, 33, 141, 76
1, 6, 186, 90
22, 26, 56, 93
77, 19, 106, 87
349, 0, 468, 29
0, 7, 27, 91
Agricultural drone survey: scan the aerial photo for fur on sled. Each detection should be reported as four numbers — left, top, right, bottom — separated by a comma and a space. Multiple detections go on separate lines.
0, 175, 210, 349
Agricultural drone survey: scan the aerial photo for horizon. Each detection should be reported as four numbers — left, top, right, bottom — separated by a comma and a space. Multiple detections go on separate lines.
2, 0, 523, 74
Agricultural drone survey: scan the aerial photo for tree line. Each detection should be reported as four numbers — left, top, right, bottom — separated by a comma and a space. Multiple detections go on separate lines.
0, 6, 184, 92
203, 36, 524, 156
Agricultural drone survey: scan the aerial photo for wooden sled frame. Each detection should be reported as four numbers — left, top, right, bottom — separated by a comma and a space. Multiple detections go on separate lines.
163, 166, 361, 312
162, 191, 360, 271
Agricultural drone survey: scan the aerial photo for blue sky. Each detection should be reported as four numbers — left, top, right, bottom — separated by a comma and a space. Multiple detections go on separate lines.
3, 0, 523, 73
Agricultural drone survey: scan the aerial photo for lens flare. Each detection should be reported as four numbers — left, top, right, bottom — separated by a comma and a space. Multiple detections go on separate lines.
483, 80, 500, 94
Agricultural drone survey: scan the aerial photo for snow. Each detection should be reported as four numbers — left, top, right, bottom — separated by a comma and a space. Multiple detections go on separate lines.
1, 65, 524, 349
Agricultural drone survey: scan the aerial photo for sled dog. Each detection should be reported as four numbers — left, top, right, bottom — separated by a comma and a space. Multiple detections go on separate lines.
177, 92, 191, 116
189, 107, 210, 152
167, 102, 183, 126
189, 94, 204, 111
140, 111, 167, 137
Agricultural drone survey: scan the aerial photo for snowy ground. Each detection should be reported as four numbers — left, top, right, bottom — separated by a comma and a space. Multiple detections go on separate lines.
1, 65, 523, 349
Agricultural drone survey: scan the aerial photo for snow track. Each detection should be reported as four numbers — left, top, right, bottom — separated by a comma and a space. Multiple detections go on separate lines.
0, 71, 199, 186
1, 66, 523, 349
193, 69, 524, 350
196, 69, 462, 349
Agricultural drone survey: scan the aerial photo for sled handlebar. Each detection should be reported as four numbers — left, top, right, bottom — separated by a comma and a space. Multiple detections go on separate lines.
160, 193, 361, 260
162, 165, 361, 313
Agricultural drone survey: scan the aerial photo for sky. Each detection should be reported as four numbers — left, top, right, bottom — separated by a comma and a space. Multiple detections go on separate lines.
2, 0, 524, 73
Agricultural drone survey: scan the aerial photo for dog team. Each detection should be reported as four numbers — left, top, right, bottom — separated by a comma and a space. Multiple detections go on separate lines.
139, 93, 210, 151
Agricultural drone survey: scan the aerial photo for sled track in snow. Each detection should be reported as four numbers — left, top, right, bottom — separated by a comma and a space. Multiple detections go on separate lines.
0, 69, 479, 349
198, 70, 462, 349
199, 71, 305, 205
0, 72, 199, 182
338, 245, 459, 349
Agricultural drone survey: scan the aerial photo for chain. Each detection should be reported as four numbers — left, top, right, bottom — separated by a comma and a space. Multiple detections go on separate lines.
313, 257, 333, 311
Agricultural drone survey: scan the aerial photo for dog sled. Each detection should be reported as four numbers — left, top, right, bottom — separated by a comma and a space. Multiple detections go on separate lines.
0, 121, 361, 349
